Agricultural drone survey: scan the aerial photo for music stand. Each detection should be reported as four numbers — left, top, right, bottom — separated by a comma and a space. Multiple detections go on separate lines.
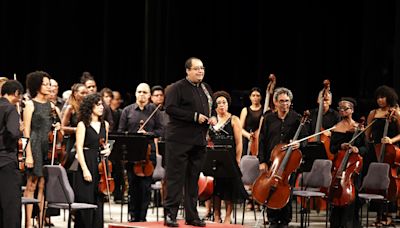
108, 132, 150, 222
300, 142, 327, 173
201, 145, 240, 221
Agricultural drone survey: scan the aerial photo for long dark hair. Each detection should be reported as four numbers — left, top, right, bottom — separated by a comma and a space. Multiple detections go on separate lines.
78, 93, 103, 126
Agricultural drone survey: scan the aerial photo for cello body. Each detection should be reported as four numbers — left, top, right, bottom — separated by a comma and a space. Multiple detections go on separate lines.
374, 143, 400, 201
252, 143, 302, 209
330, 149, 363, 206
198, 173, 214, 201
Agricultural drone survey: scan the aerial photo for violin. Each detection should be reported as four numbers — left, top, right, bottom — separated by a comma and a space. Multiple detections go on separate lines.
308, 79, 334, 160
98, 138, 114, 220
373, 109, 400, 201
16, 101, 25, 172
329, 118, 366, 207
47, 108, 66, 165
252, 111, 309, 209
248, 130, 259, 156
131, 104, 160, 177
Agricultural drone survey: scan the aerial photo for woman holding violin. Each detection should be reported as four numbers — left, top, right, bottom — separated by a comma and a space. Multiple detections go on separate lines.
117, 83, 163, 222
208, 91, 247, 224
240, 87, 263, 157
23, 71, 61, 228
329, 97, 367, 228
257, 87, 303, 228
365, 85, 400, 226
75, 93, 111, 227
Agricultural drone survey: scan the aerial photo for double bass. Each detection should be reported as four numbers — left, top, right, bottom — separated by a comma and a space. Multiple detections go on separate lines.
308, 79, 334, 160
252, 111, 309, 209
373, 109, 400, 201
263, 74, 276, 114
329, 118, 368, 206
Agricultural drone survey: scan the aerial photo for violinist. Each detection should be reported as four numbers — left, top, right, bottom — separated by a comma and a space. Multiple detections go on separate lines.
75, 93, 111, 227
49, 79, 64, 111
329, 97, 367, 228
118, 83, 163, 222
240, 87, 263, 156
208, 91, 247, 224
23, 71, 61, 228
258, 87, 303, 228
0, 80, 24, 228
365, 85, 400, 226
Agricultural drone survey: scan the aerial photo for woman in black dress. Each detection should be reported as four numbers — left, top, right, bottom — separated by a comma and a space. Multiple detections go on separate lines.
209, 91, 247, 224
75, 93, 110, 228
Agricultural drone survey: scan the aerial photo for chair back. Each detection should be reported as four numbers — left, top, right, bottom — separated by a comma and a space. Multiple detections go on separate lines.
43, 165, 75, 204
152, 154, 165, 181
240, 155, 260, 185
360, 162, 390, 191
304, 159, 332, 188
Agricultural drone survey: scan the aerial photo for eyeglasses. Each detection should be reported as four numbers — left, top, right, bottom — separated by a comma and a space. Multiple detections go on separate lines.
278, 99, 290, 104
190, 66, 205, 71
338, 106, 351, 111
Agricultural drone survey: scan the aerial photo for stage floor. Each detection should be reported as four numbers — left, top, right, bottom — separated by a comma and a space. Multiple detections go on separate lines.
21, 197, 394, 227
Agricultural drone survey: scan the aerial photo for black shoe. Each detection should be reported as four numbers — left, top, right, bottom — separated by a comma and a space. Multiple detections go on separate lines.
164, 214, 179, 227
185, 219, 206, 227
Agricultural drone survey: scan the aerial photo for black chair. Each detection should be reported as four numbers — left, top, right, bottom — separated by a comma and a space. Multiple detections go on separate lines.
42, 165, 97, 228
358, 162, 390, 228
293, 159, 332, 228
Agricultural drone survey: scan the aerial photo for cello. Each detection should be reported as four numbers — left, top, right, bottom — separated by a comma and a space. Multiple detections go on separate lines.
308, 79, 334, 161
329, 118, 369, 206
252, 111, 309, 209
373, 109, 400, 201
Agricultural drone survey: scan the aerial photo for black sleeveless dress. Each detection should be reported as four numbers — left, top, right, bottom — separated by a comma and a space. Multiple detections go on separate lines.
242, 107, 263, 155
74, 122, 105, 228
209, 117, 248, 202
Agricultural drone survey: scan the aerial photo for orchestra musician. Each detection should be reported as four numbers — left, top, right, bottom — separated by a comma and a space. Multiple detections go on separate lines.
118, 83, 163, 222
258, 87, 303, 228
74, 93, 111, 227
0, 80, 24, 228
365, 85, 400, 226
23, 71, 61, 228
208, 91, 247, 224
239, 87, 263, 156
163, 57, 216, 227
329, 97, 367, 228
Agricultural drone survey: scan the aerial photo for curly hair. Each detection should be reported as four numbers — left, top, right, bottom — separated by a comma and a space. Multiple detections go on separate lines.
374, 85, 398, 107
26, 71, 51, 98
78, 93, 103, 126
213, 90, 232, 107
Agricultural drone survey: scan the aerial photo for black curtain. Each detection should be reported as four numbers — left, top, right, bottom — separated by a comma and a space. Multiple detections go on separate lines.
1, 0, 399, 116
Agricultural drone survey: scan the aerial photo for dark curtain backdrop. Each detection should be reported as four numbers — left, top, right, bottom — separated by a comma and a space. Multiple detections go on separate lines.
1, 0, 399, 116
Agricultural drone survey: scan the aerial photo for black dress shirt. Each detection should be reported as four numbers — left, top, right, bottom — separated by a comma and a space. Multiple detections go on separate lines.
0, 97, 20, 167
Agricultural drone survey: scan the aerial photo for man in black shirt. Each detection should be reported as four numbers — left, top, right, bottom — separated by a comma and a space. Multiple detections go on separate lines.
0, 80, 24, 228
258, 87, 302, 228
163, 57, 216, 227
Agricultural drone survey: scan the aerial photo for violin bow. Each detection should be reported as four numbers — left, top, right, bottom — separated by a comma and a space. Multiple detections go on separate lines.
138, 104, 161, 132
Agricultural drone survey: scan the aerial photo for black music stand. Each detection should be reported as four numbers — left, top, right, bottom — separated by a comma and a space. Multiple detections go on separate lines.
108, 132, 150, 222
201, 145, 239, 221
300, 142, 327, 173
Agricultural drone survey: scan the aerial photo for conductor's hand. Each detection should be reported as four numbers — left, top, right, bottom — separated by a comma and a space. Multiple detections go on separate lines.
259, 163, 268, 173
198, 114, 209, 124
83, 168, 92, 182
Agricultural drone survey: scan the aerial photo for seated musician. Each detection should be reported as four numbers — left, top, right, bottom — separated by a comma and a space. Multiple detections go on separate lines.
329, 97, 367, 228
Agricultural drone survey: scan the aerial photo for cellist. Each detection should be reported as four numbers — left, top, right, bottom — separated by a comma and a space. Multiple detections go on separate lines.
258, 87, 304, 228
329, 97, 367, 228
365, 85, 400, 226
117, 82, 163, 222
